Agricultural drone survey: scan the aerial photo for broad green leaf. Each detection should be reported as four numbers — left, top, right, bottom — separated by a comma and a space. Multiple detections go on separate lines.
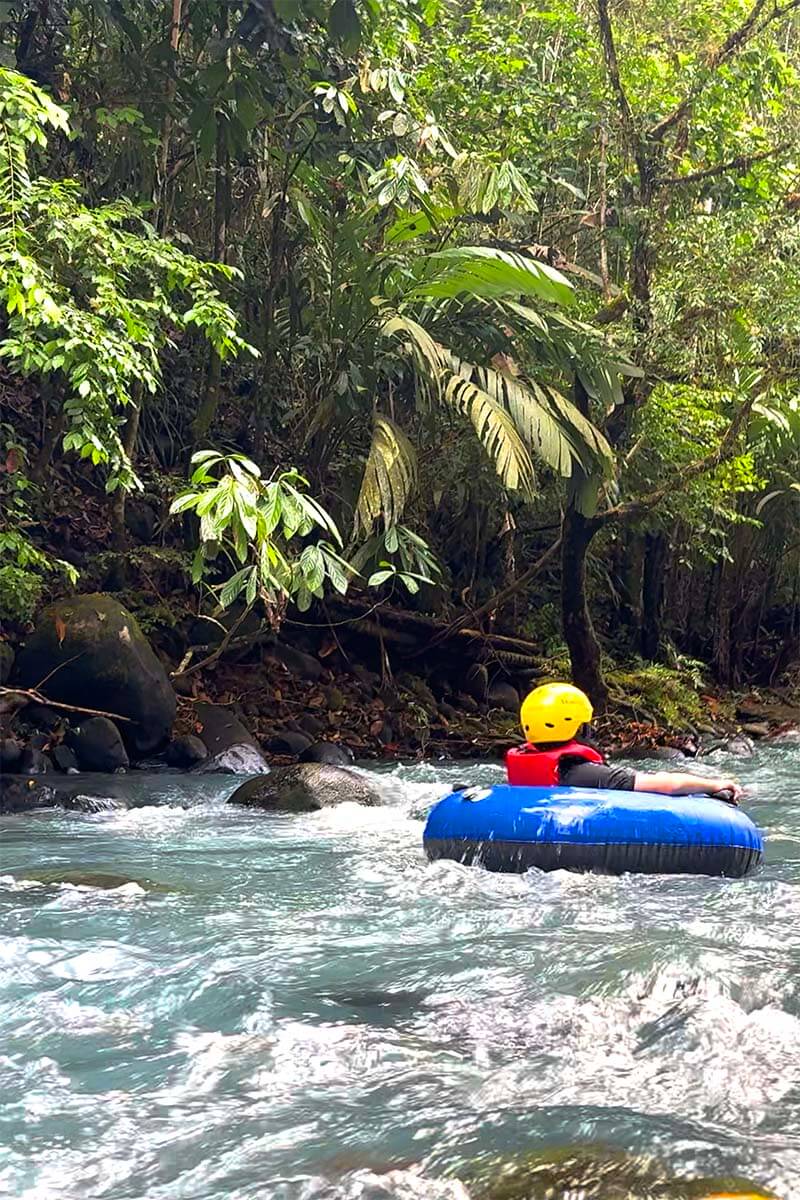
415, 246, 574, 307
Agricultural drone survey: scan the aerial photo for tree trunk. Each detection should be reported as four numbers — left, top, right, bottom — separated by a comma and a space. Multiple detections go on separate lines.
111, 389, 143, 550
561, 375, 608, 709
192, 17, 230, 448
641, 530, 667, 661
561, 506, 608, 710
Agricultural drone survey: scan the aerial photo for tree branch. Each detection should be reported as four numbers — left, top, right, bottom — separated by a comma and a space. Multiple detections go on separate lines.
649, 1, 800, 142
593, 394, 758, 527
596, 0, 638, 145
0, 686, 133, 723
659, 142, 790, 186
420, 537, 563, 651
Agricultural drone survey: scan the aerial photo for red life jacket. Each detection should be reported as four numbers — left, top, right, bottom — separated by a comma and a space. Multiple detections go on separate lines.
505, 740, 605, 786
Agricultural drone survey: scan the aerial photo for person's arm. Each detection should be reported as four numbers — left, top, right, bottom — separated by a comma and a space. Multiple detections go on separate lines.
634, 771, 743, 804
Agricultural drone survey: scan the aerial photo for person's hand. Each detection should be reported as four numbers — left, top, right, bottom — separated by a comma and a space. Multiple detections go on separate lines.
710, 778, 744, 805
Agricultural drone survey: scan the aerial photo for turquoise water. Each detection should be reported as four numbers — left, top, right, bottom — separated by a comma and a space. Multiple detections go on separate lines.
1, 751, 800, 1199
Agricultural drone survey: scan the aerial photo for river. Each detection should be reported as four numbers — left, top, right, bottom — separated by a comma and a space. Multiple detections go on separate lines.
1, 750, 799, 1199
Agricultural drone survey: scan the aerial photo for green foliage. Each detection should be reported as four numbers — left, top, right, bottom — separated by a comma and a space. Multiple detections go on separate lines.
0, 68, 254, 489
171, 452, 353, 613
0, 432, 77, 624
607, 662, 705, 729
353, 523, 441, 595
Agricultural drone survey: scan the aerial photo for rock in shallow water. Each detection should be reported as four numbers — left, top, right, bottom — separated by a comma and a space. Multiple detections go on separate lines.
0, 777, 57, 813
165, 734, 208, 768
227, 763, 383, 812
67, 716, 129, 771
191, 702, 268, 773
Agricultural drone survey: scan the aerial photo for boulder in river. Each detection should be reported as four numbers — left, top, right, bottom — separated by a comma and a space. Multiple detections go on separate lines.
67, 716, 129, 772
14, 594, 176, 756
227, 764, 382, 812
192, 702, 267, 774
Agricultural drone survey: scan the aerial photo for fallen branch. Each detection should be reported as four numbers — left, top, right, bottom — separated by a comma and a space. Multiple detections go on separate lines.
0, 686, 133, 723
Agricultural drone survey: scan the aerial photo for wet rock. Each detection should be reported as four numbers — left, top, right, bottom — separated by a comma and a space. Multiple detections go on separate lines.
228, 763, 382, 812
0, 737, 23, 771
67, 717, 129, 772
299, 741, 354, 765
165, 734, 208, 769
621, 745, 686, 762
269, 641, 323, 682
22, 702, 62, 732
740, 721, 770, 739
50, 744, 79, 773
769, 725, 800, 745
0, 777, 57, 813
19, 746, 51, 774
0, 642, 14, 685
14, 593, 176, 755
699, 733, 756, 759
192, 702, 267, 774
14, 868, 169, 890
487, 680, 520, 713
59, 792, 128, 814
266, 730, 313, 756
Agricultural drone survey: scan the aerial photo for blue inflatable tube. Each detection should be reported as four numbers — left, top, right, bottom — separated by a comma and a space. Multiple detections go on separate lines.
423, 785, 763, 877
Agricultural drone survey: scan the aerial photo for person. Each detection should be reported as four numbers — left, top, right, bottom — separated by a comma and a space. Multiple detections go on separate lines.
507, 682, 744, 804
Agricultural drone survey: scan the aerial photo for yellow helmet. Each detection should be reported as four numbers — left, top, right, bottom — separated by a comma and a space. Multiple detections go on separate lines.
520, 682, 593, 743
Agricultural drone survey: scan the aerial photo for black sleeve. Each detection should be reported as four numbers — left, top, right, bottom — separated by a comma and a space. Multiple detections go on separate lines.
558, 759, 637, 791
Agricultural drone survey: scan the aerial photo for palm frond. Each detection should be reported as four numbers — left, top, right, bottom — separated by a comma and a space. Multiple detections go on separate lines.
444, 365, 536, 498
414, 246, 575, 308
354, 412, 418, 536
380, 311, 447, 407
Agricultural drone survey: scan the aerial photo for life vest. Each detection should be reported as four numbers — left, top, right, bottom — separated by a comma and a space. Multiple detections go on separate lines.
505, 740, 604, 786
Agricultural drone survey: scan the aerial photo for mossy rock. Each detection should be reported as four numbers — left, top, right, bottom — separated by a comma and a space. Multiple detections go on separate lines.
15, 593, 176, 757
473, 1146, 775, 1200
227, 764, 383, 812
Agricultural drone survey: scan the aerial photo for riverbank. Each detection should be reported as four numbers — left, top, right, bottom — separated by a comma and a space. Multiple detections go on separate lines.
4, 586, 800, 785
